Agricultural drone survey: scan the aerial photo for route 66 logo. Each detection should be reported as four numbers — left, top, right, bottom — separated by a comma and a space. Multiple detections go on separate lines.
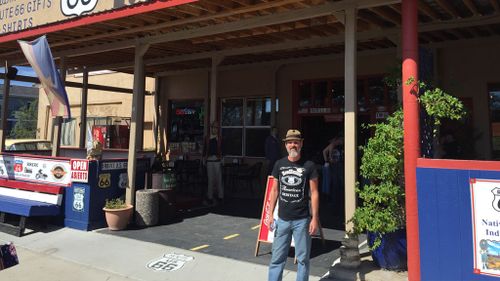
61, 0, 99, 17
492, 187, 500, 212
73, 187, 85, 212
146, 253, 194, 272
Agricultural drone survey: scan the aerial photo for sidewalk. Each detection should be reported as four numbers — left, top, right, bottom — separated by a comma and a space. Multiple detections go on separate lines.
0, 227, 408, 281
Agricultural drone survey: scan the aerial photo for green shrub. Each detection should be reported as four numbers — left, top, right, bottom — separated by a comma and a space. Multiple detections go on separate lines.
104, 198, 127, 209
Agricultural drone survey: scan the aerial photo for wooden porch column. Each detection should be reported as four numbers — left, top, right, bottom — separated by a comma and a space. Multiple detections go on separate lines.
340, 6, 361, 269
344, 6, 358, 236
126, 44, 149, 206
0, 62, 11, 152
210, 56, 223, 124
402, 0, 421, 279
79, 67, 89, 149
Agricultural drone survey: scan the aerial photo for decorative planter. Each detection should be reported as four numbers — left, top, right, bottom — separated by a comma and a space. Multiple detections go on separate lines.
368, 229, 408, 271
103, 205, 133, 231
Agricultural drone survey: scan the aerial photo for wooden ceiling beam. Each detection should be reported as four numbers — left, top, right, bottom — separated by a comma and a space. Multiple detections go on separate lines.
418, 1, 440, 20
491, 0, 500, 12
434, 0, 460, 18
368, 7, 400, 25
463, 0, 480, 16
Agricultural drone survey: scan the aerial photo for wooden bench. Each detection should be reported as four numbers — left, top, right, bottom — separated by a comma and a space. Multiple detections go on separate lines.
0, 178, 64, 236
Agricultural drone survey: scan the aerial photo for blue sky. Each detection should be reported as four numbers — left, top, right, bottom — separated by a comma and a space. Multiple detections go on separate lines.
1, 66, 37, 87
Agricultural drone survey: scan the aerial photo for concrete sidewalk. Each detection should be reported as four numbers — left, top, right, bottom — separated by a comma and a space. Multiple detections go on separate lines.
0, 227, 408, 281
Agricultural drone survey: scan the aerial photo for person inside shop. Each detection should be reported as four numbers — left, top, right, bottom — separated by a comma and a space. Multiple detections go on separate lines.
203, 121, 224, 206
321, 136, 343, 201
265, 126, 281, 175
265, 129, 319, 281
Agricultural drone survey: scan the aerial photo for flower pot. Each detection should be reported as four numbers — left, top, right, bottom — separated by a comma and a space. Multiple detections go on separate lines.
103, 205, 133, 230
367, 229, 407, 271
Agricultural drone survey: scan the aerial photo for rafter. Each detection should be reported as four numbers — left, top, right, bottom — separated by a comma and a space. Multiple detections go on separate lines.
463, 0, 480, 16
434, 0, 460, 18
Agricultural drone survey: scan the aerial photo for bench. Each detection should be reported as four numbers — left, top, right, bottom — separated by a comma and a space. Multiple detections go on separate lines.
0, 178, 64, 236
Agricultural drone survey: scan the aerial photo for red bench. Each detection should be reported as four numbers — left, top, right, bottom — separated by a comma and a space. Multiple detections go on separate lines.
0, 178, 64, 236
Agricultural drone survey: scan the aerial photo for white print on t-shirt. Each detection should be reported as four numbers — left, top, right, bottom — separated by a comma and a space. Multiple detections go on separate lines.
279, 166, 305, 203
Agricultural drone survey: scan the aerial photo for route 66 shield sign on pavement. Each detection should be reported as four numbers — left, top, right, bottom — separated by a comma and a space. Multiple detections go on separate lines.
146, 253, 194, 272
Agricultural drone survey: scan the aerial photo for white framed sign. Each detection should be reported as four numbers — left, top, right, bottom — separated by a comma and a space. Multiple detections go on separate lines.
0, 155, 71, 186
470, 178, 500, 277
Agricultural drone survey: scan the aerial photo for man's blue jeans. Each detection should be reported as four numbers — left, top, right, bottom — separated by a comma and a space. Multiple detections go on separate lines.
268, 217, 312, 281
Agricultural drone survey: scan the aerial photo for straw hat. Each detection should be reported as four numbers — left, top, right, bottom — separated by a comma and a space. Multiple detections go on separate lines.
282, 129, 303, 142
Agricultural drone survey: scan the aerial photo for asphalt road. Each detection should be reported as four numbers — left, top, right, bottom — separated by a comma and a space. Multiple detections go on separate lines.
98, 197, 345, 277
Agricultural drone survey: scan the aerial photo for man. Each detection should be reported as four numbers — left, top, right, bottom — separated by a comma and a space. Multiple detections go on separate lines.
265, 127, 281, 175
203, 121, 223, 206
266, 129, 319, 281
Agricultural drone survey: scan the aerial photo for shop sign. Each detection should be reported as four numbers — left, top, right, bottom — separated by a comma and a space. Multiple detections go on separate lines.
72, 186, 85, 212
70, 159, 88, 183
470, 178, 500, 277
310, 107, 331, 114
147, 253, 194, 272
0, 0, 149, 35
0, 155, 71, 186
101, 161, 127, 171
175, 108, 196, 115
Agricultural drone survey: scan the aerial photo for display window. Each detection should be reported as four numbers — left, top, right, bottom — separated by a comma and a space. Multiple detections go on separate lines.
221, 97, 274, 157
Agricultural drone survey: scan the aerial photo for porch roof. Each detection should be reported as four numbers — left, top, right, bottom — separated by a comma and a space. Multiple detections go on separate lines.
0, 0, 498, 76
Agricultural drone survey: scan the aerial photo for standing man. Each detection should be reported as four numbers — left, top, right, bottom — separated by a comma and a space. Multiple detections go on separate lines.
265, 127, 281, 175
265, 129, 319, 281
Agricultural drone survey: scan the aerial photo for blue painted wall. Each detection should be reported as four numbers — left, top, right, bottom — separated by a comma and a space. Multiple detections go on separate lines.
417, 167, 500, 280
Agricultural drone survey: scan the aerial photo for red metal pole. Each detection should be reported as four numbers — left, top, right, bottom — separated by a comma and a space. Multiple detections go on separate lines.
402, 0, 421, 280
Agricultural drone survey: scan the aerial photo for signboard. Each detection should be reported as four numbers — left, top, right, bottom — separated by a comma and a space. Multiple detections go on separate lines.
101, 161, 127, 171
70, 159, 88, 183
0, 155, 71, 186
0, 0, 150, 35
470, 178, 500, 277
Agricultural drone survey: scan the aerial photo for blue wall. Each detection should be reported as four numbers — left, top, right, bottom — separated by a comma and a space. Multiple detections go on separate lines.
417, 166, 500, 280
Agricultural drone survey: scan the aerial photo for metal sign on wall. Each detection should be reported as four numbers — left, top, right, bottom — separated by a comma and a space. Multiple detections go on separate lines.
0, 0, 149, 35
0, 155, 71, 186
470, 178, 500, 277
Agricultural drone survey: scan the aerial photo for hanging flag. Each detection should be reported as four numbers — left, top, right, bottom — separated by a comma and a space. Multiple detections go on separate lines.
18, 35, 71, 118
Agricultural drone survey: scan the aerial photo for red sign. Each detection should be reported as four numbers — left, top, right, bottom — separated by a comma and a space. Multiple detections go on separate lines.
70, 159, 89, 183
258, 176, 276, 243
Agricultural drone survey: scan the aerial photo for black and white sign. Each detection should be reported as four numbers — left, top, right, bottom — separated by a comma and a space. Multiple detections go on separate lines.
72, 187, 85, 212
61, 0, 98, 16
146, 253, 194, 272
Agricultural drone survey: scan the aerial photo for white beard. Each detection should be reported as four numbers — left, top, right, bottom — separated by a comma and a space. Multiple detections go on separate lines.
287, 148, 300, 158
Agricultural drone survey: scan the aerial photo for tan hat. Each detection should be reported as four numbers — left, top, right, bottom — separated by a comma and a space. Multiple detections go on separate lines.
282, 129, 303, 142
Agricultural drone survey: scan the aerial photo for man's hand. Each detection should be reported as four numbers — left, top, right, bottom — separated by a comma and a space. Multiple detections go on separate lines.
309, 217, 320, 235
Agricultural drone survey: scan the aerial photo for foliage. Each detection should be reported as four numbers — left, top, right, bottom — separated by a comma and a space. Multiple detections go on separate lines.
104, 198, 127, 209
9, 100, 38, 139
351, 78, 466, 250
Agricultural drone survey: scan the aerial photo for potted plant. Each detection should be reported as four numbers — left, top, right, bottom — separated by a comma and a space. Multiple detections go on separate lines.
351, 78, 465, 270
103, 198, 133, 231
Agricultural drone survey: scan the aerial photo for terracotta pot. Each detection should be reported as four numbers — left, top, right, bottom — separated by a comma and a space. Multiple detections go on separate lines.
103, 205, 133, 230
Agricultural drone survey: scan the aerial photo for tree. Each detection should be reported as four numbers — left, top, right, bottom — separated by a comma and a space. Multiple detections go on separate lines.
10, 100, 38, 139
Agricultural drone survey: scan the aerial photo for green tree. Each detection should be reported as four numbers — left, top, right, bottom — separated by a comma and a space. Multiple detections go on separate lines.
10, 100, 38, 139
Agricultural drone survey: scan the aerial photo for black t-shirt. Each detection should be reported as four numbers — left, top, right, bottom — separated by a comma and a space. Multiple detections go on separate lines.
272, 157, 319, 221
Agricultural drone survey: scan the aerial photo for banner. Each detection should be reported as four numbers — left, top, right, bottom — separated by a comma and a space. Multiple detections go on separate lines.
18, 35, 71, 118
470, 178, 500, 277
0, 155, 71, 186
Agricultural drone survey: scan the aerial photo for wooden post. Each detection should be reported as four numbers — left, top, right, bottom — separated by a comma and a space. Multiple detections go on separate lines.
126, 43, 149, 206
79, 67, 89, 149
0, 62, 11, 152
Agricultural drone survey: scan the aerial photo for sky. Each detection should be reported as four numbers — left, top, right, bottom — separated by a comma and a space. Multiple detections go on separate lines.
0, 66, 37, 87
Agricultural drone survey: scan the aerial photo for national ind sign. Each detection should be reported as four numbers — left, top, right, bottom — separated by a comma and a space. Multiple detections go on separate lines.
470, 178, 500, 277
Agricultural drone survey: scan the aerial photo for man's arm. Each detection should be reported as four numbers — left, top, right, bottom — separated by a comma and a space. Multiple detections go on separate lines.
309, 177, 320, 235
265, 177, 279, 227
